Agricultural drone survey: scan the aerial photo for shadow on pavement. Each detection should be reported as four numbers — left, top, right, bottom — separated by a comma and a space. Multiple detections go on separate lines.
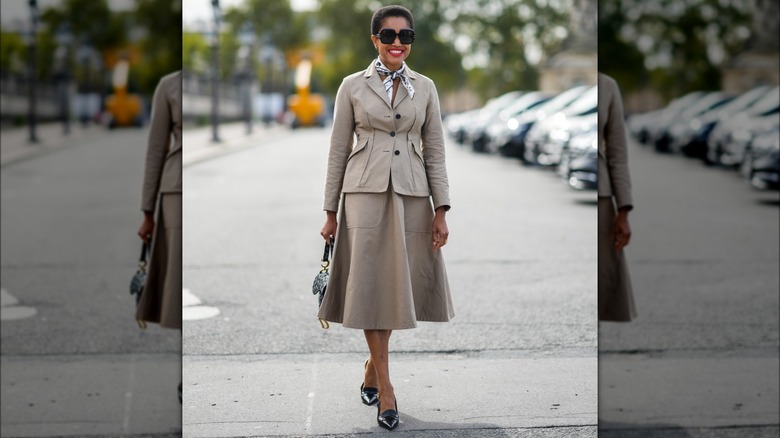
754, 198, 780, 207
599, 421, 693, 437
574, 198, 599, 206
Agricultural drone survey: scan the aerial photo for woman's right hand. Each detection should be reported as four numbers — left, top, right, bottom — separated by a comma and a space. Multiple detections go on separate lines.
320, 211, 337, 244
138, 211, 155, 243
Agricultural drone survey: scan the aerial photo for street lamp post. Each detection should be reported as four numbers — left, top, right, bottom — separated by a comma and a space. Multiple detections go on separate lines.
54, 23, 72, 135
259, 35, 275, 127
76, 41, 96, 127
27, 0, 39, 143
210, 0, 221, 143
237, 22, 255, 135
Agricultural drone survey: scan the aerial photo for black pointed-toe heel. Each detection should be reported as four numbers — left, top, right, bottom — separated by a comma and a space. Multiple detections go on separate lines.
360, 358, 379, 406
360, 382, 379, 406
376, 398, 399, 431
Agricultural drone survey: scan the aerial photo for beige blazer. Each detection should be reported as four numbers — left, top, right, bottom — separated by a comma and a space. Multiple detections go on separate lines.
141, 71, 182, 212
323, 61, 450, 212
597, 73, 633, 210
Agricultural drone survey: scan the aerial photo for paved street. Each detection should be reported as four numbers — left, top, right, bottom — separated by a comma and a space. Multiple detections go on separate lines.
182, 127, 598, 436
1, 126, 181, 436
598, 139, 779, 436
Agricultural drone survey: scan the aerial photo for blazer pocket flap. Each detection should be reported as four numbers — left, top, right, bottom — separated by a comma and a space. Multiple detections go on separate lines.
348, 138, 369, 160
410, 141, 424, 162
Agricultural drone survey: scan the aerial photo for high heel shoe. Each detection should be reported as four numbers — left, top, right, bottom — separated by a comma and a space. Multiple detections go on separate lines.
376, 397, 399, 430
360, 358, 379, 406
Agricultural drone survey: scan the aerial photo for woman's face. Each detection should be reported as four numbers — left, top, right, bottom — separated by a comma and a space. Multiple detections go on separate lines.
372, 16, 412, 71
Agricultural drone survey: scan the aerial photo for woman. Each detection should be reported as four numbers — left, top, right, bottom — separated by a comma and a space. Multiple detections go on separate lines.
318, 4, 454, 431
136, 70, 183, 399
597, 72, 637, 321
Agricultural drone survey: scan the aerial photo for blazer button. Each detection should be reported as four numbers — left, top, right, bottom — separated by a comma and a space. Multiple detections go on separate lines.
395, 114, 401, 119
390, 131, 396, 137
394, 150, 400, 155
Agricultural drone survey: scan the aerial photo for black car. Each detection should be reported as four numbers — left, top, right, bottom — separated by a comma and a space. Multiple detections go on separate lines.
745, 130, 780, 190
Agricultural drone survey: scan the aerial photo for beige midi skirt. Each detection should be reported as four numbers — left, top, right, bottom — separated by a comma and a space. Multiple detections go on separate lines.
598, 196, 637, 322
318, 183, 455, 330
136, 193, 182, 329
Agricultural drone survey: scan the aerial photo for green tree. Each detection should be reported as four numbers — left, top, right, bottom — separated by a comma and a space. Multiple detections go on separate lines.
598, 0, 751, 101
133, 0, 183, 93
183, 32, 209, 73
451, 0, 570, 98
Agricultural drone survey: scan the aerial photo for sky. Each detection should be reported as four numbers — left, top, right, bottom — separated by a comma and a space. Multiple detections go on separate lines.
0, 0, 316, 27
183, 0, 317, 25
1, 0, 136, 26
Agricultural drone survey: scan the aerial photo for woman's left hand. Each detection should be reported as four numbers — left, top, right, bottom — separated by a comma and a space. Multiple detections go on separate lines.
431, 208, 449, 252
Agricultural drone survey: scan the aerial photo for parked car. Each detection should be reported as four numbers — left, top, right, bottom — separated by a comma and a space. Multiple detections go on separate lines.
564, 130, 598, 190
655, 92, 733, 153
538, 111, 596, 167
745, 129, 780, 190
476, 91, 552, 153
557, 129, 597, 190
672, 86, 770, 161
706, 87, 780, 166
524, 85, 597, 165
494, 85, 590, 159
459, 91, 524, 147
628, 91, 704, 145
444, 108, 481, 144
721, 112, 780, 170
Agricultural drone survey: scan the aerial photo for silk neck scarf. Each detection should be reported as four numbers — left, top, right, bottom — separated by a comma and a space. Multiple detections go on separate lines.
374, 57, 415, 102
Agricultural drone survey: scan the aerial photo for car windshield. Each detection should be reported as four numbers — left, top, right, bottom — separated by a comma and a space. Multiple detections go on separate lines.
747, 87, 780, 116
562, 86, 597, 115
501, 93, 551, 117
533, 86, 589, 115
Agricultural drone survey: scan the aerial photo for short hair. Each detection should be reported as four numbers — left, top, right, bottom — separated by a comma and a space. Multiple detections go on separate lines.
371, 5, 414, 35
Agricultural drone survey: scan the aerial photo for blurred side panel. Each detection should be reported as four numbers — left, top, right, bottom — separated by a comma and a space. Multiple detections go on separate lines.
1, 0, 182, 436
598, 0, 779, 436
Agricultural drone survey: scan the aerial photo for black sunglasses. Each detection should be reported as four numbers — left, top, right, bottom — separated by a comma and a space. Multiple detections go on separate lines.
375, 28, 415, 45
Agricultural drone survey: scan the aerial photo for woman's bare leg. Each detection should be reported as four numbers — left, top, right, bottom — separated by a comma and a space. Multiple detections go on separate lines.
364, 329, 396, 411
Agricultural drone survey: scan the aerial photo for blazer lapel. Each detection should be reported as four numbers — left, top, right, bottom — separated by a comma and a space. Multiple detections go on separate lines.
392, 67, 417, 108
364, 62, 392, 109
392, 82, 408, 109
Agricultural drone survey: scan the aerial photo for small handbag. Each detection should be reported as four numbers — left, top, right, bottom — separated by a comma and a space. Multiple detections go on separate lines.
130, 240, 150, 329
312, 238, 333, 329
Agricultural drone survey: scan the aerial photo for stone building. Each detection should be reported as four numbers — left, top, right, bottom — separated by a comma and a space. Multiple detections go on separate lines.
538, 0, 597, 92
721, 0, 780, 92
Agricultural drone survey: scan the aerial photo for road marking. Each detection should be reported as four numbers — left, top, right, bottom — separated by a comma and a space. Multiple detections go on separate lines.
304, 355, 320, 433
122, 355, 137, 433
182, 288, 220, 321
1, 288, 37, 321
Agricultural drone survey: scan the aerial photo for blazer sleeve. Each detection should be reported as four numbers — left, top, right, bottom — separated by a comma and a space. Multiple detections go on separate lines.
420, 80, 451, 211
604, 80, 633, 210
141, 78, 172, 212
323, 78, 356, 212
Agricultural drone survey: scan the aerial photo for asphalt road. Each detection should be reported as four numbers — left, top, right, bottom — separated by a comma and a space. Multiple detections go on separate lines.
181, 127, 598, 436
1, 128, 181, 436
598, 138, 779, 436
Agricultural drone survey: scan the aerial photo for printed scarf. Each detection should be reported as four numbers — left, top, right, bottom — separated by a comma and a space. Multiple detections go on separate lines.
374, 57, 415, 103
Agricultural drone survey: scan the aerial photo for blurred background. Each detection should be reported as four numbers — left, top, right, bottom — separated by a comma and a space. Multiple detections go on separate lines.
1, 1, 183, 436
1, 0, 182, 131
598, 0, 779, 436
181, 0, 595, 125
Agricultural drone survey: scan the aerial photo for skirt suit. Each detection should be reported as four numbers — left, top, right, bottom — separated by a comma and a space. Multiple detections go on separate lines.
318, 61, 455, 329
136, 71, 183, 329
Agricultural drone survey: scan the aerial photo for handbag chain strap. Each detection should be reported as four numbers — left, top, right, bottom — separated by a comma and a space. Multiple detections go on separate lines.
138, 240, 150, 270
320, 238, 334, 270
